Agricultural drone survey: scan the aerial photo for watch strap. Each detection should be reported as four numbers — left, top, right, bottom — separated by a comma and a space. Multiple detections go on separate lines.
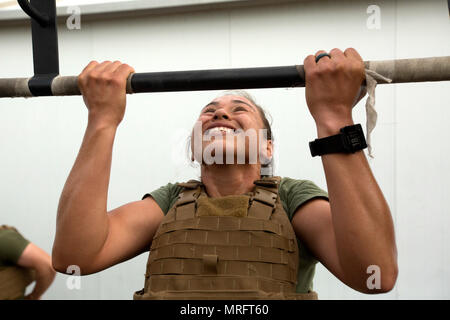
309, 134, 345, 157
309, 124, 367, 157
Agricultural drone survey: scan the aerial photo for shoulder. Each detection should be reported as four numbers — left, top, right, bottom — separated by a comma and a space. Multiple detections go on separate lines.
279, 176, 324, 190
278, 177, 329, 221
142, 180, 197, 215
0, 225, 28, 243
142, 182, 183, 200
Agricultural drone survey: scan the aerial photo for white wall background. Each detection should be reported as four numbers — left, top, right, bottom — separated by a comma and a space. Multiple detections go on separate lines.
0, 0, 449, 299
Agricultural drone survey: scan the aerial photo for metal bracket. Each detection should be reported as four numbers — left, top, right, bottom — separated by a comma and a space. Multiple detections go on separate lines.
18, 0, 59, 96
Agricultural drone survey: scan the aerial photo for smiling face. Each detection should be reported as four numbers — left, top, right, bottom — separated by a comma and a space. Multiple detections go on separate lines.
191, 94, 273, 167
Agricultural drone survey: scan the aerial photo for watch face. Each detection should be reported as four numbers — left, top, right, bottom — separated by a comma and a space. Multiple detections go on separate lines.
348, 132, 364, 148
341, 124, 367, 152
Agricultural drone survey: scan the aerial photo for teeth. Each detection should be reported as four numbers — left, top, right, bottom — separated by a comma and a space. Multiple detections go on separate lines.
205, 127, 236, 136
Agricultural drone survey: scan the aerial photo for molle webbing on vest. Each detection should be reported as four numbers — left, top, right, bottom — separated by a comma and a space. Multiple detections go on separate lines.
134, 177, 318, 300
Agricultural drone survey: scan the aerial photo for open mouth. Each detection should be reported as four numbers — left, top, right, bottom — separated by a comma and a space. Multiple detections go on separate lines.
204, 126, 238, 136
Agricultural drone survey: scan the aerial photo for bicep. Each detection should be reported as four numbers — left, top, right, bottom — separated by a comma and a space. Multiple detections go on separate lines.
85, 196, 164, 274
291, 198, 346, 283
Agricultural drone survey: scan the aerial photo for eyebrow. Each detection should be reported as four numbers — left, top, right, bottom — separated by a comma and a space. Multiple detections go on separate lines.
202, 99, 256, 112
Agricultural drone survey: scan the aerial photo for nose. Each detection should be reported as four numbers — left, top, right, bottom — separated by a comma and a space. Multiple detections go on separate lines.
213, 108, 230, 120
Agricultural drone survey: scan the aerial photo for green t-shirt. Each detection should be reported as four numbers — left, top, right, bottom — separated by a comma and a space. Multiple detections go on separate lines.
0, 226, 30, 268
143, 177, 329, 293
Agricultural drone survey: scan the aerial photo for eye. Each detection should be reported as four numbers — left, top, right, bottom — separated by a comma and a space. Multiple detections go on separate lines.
233, 106, 247, 112
203, 107, 216, 113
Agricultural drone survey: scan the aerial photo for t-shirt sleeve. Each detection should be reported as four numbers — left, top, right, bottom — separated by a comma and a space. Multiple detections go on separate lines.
279, 177, 329, 221
142, 182, 183, 215
0, 227, 30, 265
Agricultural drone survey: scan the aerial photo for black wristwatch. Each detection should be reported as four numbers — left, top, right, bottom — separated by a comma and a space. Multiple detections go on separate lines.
309, 124, 367, 157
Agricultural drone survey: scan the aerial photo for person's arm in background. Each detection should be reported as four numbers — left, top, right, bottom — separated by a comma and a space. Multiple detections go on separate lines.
16, 243, 55, 300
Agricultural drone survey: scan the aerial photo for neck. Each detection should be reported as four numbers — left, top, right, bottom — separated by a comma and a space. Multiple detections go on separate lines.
200, 164, 261, 197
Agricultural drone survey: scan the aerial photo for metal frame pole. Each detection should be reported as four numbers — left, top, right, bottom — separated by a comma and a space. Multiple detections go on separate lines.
17, 0, 59, 96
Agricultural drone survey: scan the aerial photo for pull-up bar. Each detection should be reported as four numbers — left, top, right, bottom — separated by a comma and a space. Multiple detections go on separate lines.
1, 56, 450, 98
0, 0, 449, 99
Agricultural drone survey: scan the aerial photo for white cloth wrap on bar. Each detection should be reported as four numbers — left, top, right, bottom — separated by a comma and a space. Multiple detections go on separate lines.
362, 56, 450, 157
364, 69, 392, 158
51, 76, 81, 96
0, 77, 32, 98
50, 75, 133, 95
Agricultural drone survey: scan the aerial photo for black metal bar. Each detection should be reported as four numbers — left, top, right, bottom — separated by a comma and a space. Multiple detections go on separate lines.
131, 66, 305, 93
1, 56, 449, 98
20, 0, 59, 96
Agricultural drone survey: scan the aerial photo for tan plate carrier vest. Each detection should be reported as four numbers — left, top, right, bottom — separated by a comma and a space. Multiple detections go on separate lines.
0, 225, 35, 300
134, 176, 318, 300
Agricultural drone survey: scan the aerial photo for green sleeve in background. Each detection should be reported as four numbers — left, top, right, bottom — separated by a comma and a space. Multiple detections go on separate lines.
0, 227, 30, 267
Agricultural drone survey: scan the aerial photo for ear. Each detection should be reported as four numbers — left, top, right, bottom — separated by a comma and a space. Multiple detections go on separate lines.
265, 139, 273, 159
260, 139, 273, 165
190, 128, 195, 162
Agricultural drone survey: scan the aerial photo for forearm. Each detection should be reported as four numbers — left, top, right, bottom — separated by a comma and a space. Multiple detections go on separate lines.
53, 119, 117, 269
27, 265, 56, 300
317, 120, 398, 291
